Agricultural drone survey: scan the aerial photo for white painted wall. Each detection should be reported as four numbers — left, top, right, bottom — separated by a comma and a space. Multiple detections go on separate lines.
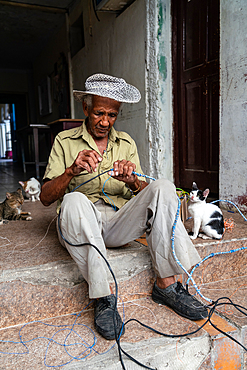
70, 0, 148, 170
70, 0, 173, 180
146, 0, 173, 181
220, 0, 247, 210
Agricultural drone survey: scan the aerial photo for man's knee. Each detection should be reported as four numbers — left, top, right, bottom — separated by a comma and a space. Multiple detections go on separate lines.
61, 192, 89, 213
149, 178, 176, 195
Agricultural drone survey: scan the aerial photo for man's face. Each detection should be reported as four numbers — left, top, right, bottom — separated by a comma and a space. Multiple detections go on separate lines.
83, 95, 121, 140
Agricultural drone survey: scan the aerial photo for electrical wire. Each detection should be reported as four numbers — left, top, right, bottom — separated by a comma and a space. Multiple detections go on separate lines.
57, 211, 127, 369
57, 170, 247, 368
57, 204, 247, 369
210, 199, 247, 221
102, 176, 117, 210
186, 199, 247, 287
2, 168, 247, 368
63, 168, 247, 306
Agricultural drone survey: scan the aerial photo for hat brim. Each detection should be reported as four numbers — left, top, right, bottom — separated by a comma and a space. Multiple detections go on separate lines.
73, 87, 141, 104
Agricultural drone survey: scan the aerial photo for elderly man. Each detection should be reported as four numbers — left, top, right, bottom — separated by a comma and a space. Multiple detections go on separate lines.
40, 73, 207, 341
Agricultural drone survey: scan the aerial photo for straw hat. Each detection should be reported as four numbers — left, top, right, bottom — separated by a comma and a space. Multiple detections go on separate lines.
73, 73, 141, 104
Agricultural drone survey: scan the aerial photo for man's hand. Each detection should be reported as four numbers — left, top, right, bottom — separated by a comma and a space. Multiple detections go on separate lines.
108, 160, 149, 194
108, 160, 136, 185
69, 150, 103, 176
40, 150, 102, 207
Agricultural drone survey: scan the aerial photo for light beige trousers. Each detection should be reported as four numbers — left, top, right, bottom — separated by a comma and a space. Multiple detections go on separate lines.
58, 179, 201, 298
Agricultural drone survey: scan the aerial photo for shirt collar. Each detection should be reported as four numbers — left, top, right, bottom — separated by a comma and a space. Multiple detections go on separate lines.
70, 119, 132, 147
72, 119, 119, 142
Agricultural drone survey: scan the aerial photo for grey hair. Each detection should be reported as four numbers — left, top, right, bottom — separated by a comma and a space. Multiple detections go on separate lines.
83, 94, 123, 110
83, 94, 93, 109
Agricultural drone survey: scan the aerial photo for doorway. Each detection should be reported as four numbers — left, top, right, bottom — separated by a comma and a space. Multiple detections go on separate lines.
0, 104, 13, 160
172, 0, 220, 194
0, 93, 28, 163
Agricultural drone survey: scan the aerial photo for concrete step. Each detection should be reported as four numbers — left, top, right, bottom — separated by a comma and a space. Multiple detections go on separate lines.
1, 202, 247, 368
0, 294, 244, 369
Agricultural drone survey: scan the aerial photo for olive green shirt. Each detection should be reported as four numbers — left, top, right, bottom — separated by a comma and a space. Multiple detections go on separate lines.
43, 121, 143, 213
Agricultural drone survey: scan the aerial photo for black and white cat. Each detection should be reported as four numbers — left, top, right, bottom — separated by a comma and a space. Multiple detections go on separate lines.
19, 177, 41, 202
188, 182, 224, 240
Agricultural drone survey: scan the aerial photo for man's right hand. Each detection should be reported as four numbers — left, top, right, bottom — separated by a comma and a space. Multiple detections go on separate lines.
40, 150, 102, 206
69, 150, 103, 176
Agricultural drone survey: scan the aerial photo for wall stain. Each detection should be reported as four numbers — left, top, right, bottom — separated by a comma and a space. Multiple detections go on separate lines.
157, 1, 164, 39
233, 192, 247, 211
158, 55, 167, 81
157, 1, 167, 82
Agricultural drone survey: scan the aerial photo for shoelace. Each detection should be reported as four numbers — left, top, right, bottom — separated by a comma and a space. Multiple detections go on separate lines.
175, 282, 188, 295
97, 296, 114, 311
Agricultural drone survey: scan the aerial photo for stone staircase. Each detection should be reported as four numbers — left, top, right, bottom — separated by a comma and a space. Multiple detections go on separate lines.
0, 201, 247, 369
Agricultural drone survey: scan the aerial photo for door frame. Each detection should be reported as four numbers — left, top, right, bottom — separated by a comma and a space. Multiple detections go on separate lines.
171, 0, 180, 187
171, 0, 220, 193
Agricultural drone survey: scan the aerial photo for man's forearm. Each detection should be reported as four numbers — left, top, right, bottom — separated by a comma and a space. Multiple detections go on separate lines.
40, 168, 74, 206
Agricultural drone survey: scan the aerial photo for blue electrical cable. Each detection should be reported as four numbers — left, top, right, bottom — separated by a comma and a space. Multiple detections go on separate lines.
68, 168, 212, 301
132, 171, 156, 182
185, 199, 247, 287
65, 167, 247, 304
72, 168, 113, 192
57, 211, 127, 369
102, 176, 117, 211
186, 245, 247, 288
171, 196, 213, 303
71, 169, 154, 211
210, 199, 247, 221
0, 300, 126, 368
72, 169, 156, 194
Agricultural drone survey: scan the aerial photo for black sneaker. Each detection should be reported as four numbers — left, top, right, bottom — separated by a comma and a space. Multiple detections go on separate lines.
94, 294, 125, 340
152, 281, 208, 320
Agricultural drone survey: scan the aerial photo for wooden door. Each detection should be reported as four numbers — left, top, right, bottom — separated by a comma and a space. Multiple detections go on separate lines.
173, 0, 220, 194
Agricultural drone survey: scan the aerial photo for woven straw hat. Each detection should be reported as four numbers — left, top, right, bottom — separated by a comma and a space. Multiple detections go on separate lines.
73, 73, 141, 103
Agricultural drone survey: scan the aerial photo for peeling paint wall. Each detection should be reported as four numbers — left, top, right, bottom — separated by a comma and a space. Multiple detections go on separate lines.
70, 0, 172, 179
146, 0, 173, 180
29, 0, 173, 179
70, 0, 148, 173
220, 1, 247, 211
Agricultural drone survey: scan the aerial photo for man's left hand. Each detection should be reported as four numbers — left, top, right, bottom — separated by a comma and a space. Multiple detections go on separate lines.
108, 160, 136, 185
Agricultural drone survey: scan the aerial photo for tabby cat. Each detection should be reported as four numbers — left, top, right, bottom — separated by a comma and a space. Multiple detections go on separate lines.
0, 188, 32, 225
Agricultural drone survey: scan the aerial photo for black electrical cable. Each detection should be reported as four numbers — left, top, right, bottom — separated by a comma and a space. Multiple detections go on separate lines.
207, 297, 247, 352
57, 210, 127, 369
57, 210, 247, 369
57, 171, 247, 368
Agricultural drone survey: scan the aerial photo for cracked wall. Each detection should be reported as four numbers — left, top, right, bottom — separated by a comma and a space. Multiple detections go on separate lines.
220, 0, 247, 210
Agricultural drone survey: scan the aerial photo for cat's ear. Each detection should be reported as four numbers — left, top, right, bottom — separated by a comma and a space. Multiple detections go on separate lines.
192, 182, 198, 190
203, 188, 210, 198
17, 188, 22, 194
19, 181, 24, 187
6, 192, 11, 199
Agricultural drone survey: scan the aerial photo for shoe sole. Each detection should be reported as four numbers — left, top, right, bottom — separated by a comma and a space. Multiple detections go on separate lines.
95, 323, 125, 340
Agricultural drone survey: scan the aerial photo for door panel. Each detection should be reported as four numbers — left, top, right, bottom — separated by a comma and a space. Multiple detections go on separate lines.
173, 0, 220, 194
